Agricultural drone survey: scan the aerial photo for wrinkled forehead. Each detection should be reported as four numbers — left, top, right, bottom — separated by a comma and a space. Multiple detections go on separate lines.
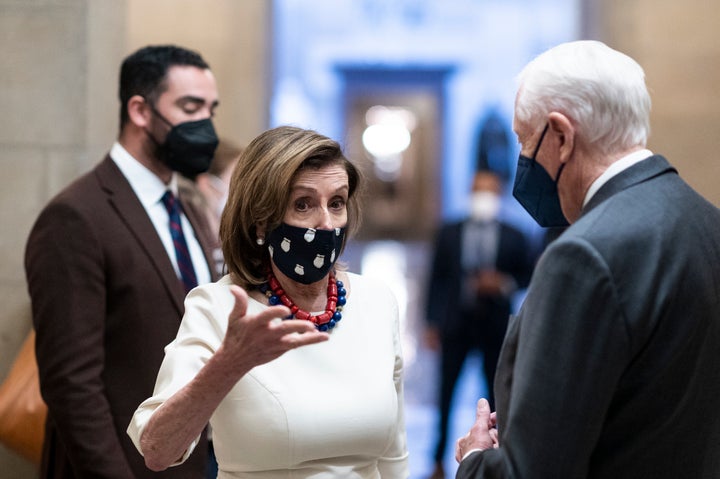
291, 163, 349, 190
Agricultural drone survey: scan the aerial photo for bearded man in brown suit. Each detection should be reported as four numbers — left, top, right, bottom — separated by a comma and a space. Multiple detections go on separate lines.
25, 45, 222, 478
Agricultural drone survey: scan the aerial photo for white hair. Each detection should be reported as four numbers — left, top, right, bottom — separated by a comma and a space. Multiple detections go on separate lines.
515, 40, 651, 156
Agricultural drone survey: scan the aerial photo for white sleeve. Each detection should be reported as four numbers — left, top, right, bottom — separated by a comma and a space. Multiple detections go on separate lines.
126, 281, 232, 464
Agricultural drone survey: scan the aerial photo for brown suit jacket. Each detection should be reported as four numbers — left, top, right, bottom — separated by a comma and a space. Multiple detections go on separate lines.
25, 156, 221, 478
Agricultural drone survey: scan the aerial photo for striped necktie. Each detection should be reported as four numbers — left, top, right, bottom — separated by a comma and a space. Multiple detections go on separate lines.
161, 190, 198, 293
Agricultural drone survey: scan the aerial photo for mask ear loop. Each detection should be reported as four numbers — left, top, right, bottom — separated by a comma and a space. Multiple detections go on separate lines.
532, 123, 565, 183
531, 123, 550, 160
141, 98, 173, 147
148, 104, 175, 129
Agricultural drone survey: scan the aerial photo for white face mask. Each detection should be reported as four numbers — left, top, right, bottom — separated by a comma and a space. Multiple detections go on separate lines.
469, 191, 501, 222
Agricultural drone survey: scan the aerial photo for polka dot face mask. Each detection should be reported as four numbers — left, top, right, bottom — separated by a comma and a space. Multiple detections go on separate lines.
267, 223, 346, 284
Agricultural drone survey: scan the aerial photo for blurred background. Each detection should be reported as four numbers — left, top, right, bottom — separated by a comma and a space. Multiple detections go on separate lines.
1, 0, 719, 477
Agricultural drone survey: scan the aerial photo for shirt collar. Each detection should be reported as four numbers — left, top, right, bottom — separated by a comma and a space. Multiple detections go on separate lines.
582, 148, 653, 208
110, 142, 178, 207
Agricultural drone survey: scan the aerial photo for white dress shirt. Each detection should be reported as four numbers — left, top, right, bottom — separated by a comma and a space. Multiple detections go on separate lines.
583, 149, 654, 208
110, 142, 211, 286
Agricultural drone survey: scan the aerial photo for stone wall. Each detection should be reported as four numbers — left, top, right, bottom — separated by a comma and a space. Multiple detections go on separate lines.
584, 0, 720, 206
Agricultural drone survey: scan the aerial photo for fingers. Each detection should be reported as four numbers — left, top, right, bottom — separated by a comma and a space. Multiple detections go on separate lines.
227, 285, 328, 352
489, 428, 499, 448
478, 399, 499, 447
276, 320, 329, 348
276, 318, 318, 334
455, 435, 466, 463
254, 304, 292, 326
452, 397, 497, 463
476, 398, 491, 424
285, 330, 330, 349
455, 398, 487, 463
229, 285, 249, 320
489, 411, 497, 428
229, 285, 291, 327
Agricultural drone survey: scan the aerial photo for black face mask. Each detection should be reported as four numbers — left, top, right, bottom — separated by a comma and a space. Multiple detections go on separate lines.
267, 223, 346, 285
512, 124, 569, 227
147, 108, 219, 178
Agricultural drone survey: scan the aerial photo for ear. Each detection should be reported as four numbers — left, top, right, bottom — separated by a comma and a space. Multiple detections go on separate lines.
547, 112, 575, 164
127, 94, 152, 129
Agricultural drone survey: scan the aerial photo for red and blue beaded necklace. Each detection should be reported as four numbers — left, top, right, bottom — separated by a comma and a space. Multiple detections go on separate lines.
260, 272, 347, 331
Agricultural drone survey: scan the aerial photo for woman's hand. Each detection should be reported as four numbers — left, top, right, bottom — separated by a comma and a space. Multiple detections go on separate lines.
217, 286, 329, 375
140, 285, 329, 472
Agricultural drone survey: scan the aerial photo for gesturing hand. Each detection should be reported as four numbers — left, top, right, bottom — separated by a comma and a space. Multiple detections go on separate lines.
218, 286, 330, 375
455, 398, 498, 463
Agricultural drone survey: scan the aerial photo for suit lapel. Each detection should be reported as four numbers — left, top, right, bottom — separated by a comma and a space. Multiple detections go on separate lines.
94, 156, 186, 314
495, 312, 521, 427
582, 155, 677, 217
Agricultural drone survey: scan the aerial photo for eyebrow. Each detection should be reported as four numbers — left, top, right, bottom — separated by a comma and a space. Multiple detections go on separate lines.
291, 184, 349, 195
176, 95, 220, 109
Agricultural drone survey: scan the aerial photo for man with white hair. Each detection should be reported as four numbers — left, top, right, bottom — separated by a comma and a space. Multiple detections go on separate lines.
455, 40, 720, 478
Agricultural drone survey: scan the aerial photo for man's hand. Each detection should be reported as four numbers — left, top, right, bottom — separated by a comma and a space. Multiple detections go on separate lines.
474, 270, 513, 296
455, 398, 498, 463
424, 326, 441, 351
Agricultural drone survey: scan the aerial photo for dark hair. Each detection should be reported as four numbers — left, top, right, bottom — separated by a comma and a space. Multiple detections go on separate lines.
118, 45, 210, 128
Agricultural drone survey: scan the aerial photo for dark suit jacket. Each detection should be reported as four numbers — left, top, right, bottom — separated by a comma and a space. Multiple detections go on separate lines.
426, 220, 533, 337
25, 156, 220, 478
457, 155, 720, 478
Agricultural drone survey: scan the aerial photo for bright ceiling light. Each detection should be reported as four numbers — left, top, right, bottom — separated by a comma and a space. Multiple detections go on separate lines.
362, 123, 411, 157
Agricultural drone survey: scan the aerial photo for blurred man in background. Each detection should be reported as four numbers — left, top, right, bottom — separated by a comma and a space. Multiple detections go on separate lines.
425, 170, 534, 479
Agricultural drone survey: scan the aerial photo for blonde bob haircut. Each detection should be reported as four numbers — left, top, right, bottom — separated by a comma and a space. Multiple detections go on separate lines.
220, 126, 362, 289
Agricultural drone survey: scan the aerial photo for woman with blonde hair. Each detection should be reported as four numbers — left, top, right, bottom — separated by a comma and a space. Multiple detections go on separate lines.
128, 126, 409, 478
